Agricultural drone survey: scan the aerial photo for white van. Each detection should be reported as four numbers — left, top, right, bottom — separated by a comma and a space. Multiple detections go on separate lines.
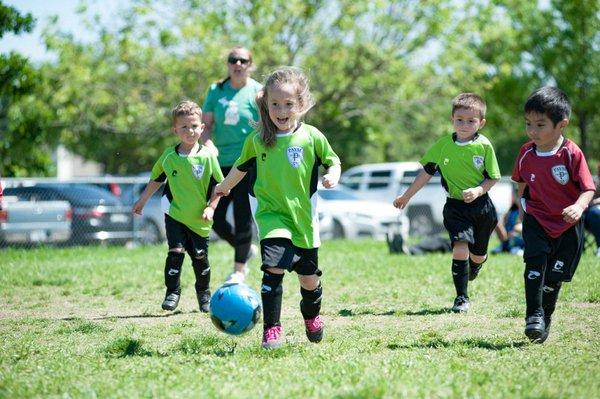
340, 162, 512, 236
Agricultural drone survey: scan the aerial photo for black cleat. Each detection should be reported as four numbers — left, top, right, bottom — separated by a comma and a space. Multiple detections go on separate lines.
451, 295, 470, 313
524, 315, 546, 342
469, 264, 483, 281
162, 292, 180, 311
538, 318, 552, 344
196, 289, 211, 313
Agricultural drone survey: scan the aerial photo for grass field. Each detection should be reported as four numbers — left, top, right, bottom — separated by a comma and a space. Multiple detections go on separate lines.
1, 240, 599, 398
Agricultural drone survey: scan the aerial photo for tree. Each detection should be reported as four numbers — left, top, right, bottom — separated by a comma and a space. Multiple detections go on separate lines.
438, 0, 600, 170
37, 0, 455, 173
0, 3, 60, 176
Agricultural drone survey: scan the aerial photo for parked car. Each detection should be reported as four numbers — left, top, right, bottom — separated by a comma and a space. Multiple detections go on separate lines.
4, 184, 134, 245
120, 181, 166, 245
340, 162, 512, 236
317, 186, 408, 240
0, 194, 71, 246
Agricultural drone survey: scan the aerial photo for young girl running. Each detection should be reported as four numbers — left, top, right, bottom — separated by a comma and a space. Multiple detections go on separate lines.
213, 67, 341, 349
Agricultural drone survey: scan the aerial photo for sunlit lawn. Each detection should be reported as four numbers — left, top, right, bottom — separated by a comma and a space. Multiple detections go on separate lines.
1, 240, 598, 398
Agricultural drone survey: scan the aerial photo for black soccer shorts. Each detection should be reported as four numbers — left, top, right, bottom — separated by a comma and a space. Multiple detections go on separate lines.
443, 194, 498, 256
522, 213, 584, 283
165, 214, 208, 257
260, 237, 321, 276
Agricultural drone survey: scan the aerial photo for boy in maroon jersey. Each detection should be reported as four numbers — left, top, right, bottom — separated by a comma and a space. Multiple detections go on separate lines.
512, 87, 595, 343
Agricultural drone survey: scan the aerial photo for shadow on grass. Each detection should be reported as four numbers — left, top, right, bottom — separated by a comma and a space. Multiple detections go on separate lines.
387, 335, 528, 351
104, 337, 164, 358
59, 310, 191, 321
338, 309, 397, 317
175, 335, 237, 357
404, 307, 451, 316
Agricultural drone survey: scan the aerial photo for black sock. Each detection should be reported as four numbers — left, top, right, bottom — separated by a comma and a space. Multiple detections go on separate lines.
452, 259, 469, 297
192, 255, 210, 293
300, 283, 323, 320
524, 263, 545, 318
261, 271, 284, 327
164, 252, 185, 294
542, 281, 562, 323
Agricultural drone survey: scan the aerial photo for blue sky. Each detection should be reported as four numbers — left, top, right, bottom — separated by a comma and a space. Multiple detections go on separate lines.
0, 0, 122, 62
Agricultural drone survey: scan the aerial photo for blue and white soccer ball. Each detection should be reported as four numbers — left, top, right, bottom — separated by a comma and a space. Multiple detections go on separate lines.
209, 283, 262, 335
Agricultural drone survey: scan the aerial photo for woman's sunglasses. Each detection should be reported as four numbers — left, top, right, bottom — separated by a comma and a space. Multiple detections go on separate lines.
228, 56, 251, 65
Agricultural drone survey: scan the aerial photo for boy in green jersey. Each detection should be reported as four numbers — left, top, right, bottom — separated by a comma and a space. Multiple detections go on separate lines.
214, 67, 341, 349
394, 93, 501, 313
134, 101, 224, 312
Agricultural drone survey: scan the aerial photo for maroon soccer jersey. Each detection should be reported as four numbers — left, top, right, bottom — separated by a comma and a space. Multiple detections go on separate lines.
512, 139, 595, 238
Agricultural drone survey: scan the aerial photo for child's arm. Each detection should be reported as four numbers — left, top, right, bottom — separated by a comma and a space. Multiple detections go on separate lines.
201, 112, 219, 155
562, 190, 595, 224
516, 182, 526, 221
213, 167, 247, 198
322, 164, 341, 188
202, 193, 221, 221
393, 169, 432, 209
133, 180, 163, 215
462, 178, 499, 203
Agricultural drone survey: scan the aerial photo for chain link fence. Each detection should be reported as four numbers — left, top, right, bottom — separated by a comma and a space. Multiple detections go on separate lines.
1, 175, 518, 249
1, 177, 153, 248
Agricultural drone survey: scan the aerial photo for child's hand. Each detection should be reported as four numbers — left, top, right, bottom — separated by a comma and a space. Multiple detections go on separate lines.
562, 203, 584, 223
462, 187, 483, 203
214, 183, 230, 197
206, 142, 219, 156
202, 206, 215, 221
322, 174, 338, 188
393, 195, 409, 209
132, 200, 144, 215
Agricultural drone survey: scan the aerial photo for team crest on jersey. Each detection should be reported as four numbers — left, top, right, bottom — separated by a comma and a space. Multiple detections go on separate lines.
551, 165, 569, 185
286, 146, 304, 168
472, 155, 484, 170
191, 164, 204, 180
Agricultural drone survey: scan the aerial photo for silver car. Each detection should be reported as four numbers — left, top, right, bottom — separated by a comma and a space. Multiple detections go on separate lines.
317, 186, 408, 240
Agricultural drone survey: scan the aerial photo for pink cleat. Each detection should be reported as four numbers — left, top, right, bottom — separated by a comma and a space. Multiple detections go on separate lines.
262, 325, 283, 349
304, 315, 324, 343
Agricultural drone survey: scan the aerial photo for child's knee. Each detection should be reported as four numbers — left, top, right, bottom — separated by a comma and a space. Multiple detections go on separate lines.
452, 242, 469, 259
470, 253, 487, 264
298, 274, 320, 291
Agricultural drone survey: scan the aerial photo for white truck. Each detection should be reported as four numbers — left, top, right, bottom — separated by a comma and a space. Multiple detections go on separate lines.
339, 162, 513, 236
0, 196, 72, 246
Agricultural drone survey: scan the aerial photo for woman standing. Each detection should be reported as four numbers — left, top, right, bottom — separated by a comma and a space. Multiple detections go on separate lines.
201, 46, 261, 283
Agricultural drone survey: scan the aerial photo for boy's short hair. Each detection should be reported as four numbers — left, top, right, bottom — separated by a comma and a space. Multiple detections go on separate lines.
172, 100, 202, 124
452, 93, 486, 119
524, 86, 571, 126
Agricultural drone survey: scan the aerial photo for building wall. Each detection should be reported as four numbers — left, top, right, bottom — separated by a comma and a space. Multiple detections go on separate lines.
56, 145, 103, 178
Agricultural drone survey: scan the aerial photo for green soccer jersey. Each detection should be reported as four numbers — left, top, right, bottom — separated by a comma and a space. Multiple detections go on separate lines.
234, 124, 340, 249
420, 133, 501, 200
202, 78, 262, 167
151, 144, 224, 237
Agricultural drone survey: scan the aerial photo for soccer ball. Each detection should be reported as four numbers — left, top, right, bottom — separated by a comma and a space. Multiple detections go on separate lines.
209, 283, 262, 335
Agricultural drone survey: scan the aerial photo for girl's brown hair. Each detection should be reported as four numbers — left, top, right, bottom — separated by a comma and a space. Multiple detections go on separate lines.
255, 67, 315, 147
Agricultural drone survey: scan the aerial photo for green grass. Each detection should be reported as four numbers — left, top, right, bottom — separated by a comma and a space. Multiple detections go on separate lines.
0, 241, 599, 398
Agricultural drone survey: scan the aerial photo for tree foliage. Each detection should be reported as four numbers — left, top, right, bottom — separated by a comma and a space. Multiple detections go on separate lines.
2, 0, 598, 176
0, 2, 60, 176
